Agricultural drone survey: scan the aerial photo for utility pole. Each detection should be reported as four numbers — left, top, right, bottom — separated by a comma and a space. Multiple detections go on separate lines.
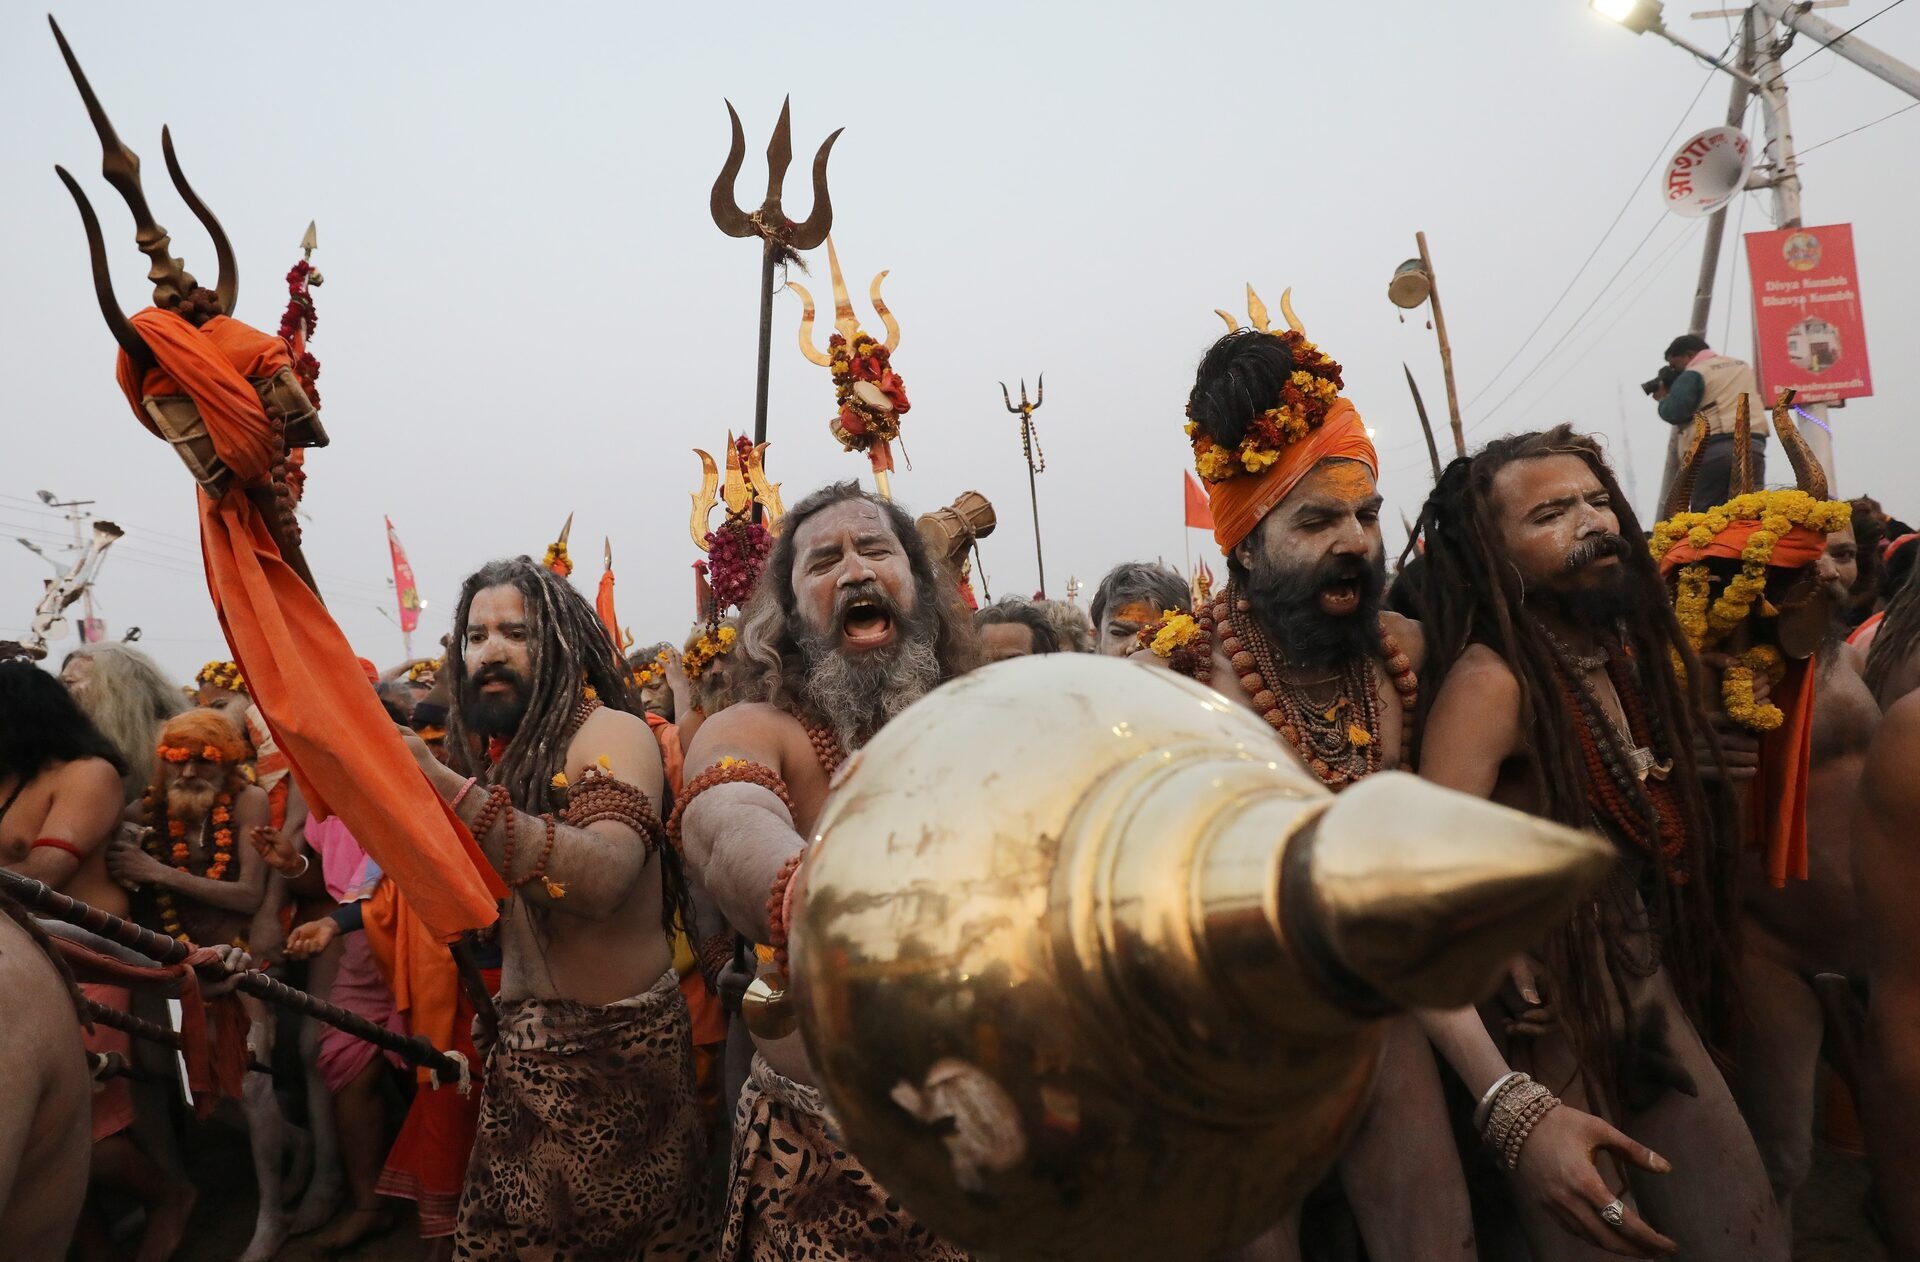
45, 493, 102, 640
1688, 10, 1755, 338
6, 490, 122, 660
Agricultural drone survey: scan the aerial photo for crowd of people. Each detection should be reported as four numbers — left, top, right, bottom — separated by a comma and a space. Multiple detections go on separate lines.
6, 315, 1920, 1262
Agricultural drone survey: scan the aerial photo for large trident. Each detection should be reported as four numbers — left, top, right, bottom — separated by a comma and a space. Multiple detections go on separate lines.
1000, 376, 1048, 597
711, 99, 843, 448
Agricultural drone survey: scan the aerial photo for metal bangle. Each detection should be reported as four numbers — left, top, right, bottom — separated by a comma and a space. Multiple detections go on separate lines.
1473, 1070, 1526, 1133
289, 854, 310, 878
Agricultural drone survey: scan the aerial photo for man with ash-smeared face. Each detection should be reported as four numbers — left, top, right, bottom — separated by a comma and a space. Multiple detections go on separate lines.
677, 481, 982, 1261
1137, 325, 1465, 1262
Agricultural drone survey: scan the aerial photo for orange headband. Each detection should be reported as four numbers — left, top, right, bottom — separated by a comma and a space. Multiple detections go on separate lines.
1206, 400, 1378, 552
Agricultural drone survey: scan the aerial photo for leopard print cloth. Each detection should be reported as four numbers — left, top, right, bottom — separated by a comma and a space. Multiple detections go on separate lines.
720, 1055, 973, 1261
454, 970, 715, 1260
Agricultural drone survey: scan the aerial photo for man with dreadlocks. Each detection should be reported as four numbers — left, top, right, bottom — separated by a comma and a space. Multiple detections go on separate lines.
677, 480, 981, 1260
1863, 558, 1920, 708
404, 556, 710, 1260
1414, 425, 1781, 1260
1137, 319, 1469, 1262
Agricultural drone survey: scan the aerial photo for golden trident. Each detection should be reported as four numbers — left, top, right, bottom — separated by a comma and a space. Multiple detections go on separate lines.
690, 434, 785, 551
793, 237, 902, 500
1215, 282, 1306, 335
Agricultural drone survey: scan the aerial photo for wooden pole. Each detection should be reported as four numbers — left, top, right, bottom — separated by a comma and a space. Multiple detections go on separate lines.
1416, 232, 1466, 458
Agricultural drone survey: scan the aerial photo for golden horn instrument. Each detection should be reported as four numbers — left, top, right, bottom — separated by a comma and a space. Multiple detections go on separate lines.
788, 656, 1611, 1261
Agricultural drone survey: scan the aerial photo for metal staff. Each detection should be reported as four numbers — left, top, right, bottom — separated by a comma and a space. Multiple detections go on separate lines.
711, 98, 842, 448
1000, 377, 1047, 597
0, 869, 465, 1079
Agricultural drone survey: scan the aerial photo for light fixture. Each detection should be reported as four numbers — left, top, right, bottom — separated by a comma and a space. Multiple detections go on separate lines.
1589, 0, 1663, 35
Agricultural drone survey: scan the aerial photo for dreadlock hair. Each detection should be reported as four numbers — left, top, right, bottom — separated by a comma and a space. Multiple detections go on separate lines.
737, 481, 982, 716
1414, 425, 1737, 1107
443, 557, 693, 938
62, 644, 185, 805
1865, 557, 1920, 708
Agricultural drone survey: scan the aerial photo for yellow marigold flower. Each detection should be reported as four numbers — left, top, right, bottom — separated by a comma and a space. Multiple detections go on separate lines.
596, 754, 612, 770
719, 756, 743, 769
1240, 445, 1281, 474
551, 772, 569, 788
1148, 613, 1201, 658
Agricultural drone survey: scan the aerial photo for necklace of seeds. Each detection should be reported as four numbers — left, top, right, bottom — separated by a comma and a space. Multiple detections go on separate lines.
1224, 590, 1379, 787
797, 714, 846, 778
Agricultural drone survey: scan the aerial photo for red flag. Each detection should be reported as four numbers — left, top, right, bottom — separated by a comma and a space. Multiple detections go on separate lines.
385, 516, 421, 634
1184, 471, 1214, 531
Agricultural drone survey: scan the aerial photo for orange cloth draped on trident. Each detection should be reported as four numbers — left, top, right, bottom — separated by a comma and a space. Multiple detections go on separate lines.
114, 309, 505, 939
1658, 519, 1827, 887
1205, 399, 1378, 552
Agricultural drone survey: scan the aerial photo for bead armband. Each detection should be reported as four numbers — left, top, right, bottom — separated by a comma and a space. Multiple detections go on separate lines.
665, 759, 796, 854
561, 765, 665, 857
1475, 1071, 1562, 1171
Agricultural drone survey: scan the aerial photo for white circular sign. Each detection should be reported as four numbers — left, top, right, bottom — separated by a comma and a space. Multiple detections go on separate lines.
1662, 126, 1754, 218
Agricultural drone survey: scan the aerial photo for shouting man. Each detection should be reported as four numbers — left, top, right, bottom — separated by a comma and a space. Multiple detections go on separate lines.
415, 556, 709, 1260
678, 481, 980, 1260
1415, 425, 1781, 1260
1142, 326, 1465, 1262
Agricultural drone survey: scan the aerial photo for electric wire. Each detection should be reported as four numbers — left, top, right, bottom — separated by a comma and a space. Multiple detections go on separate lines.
1762, 0, 1911, 88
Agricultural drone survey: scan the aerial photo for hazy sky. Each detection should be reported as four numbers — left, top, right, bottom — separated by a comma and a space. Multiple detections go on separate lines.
5, 1, 1919, 681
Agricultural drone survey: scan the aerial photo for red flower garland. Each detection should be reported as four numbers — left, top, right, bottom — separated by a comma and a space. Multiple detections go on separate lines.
143, 786, 239, 944
277, 259, 322, 406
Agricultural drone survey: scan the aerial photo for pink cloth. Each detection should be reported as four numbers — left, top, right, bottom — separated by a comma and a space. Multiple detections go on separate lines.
305, 814, 381, 903
316, 934, 405, 1093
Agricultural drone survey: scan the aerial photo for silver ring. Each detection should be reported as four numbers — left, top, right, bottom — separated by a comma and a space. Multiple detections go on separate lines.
1600, 1198, 1626, 1228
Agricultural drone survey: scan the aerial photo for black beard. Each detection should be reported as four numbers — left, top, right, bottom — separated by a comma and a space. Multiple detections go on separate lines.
1529, 572, 1634, 628
796, 583, 942, 751
461, 664, 530, 737
1243, 548, 1387, 672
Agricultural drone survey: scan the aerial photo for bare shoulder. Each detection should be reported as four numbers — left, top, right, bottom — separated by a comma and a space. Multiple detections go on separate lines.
1865, 691, 1920, 808
55, 756, 121, 799
1443, 643, 1518, 693
1379, 612, 1426, 670
683, 702, 806, 772
574, 704, 652, 747
568, 706, 664, 785
232, 783, 271, 822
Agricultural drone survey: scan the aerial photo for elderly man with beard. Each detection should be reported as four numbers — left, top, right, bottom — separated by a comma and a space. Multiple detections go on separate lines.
1138, 328, 1467, 1262
1414, 425, 1781, 1261
676, 481, 981, 1261
103, 708, 290, 1261
397, 556, 710, 1261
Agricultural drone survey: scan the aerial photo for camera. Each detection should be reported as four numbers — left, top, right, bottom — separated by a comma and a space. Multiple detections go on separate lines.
1640, 365, 1679, 397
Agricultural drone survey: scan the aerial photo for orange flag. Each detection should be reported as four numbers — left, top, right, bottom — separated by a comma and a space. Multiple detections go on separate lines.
115, 310, 505, 940
1183, 471, 1214, 531
596, 540, 626, 654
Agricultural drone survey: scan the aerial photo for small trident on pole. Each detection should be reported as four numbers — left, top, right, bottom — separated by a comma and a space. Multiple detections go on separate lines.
1000, 376, 1048, 598
711, 99, 843, 450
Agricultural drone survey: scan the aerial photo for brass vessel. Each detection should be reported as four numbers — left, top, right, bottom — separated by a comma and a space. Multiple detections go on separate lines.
792, 655, 1611, 1260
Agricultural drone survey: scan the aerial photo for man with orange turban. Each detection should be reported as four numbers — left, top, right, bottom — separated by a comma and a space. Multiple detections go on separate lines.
1140, 317, 1471, 1261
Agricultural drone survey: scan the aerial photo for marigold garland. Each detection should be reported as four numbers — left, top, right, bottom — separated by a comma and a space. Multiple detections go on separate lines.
1722, 644, 1787, 732
1138, 609, 1210, 678
1186, 332, 1344, 484
142, 785, 239, 944
543, 538, 573, 577
826, 331, 910, 457
195, 661, 246, 695
632, 649, 671, 691
405, 657, 443, 686
683, 625, 737, 681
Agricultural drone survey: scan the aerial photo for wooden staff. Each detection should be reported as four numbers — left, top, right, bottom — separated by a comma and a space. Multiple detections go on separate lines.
1, 869, 465, 1080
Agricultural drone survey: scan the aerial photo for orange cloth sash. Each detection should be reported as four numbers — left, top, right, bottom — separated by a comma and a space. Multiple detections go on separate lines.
114, 309, 504, 940
359, 879, 466, 1083
645, 712, 685, 800
1657, 519, 1828, 885
1206, 399, 1377, 552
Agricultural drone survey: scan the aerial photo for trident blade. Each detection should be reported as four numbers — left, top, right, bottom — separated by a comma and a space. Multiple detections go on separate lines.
710, 100, 753, 238
786, 126, 842, 251
300, 220, 318, 257
1402, 364, 1443, 483
763, 97, 794, 220
161, 126, 236, 316
825, 236, 855, 331
53, 164, 151, 370
49, 15, 195, 306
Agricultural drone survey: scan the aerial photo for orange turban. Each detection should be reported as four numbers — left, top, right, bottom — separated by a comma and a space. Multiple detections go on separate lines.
1206, 399, 1378, 553
157, 709, 251, 766
1657, 518, 1828, 888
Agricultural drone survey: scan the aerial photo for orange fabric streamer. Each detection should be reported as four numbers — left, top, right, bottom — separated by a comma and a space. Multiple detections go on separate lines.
595, 566, 622, 652
359, 880, 464, 1083
1657, 518, 1829, 885
1206, 400, 1378, 552
645, 712, 685, 800
114, 308, 504, 940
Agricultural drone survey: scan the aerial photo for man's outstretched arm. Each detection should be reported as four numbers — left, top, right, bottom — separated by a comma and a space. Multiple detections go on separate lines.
680, 704, 805, 944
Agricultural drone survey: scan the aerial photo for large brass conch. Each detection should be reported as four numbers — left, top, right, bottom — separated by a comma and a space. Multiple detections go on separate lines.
790, 655, 1611, 1260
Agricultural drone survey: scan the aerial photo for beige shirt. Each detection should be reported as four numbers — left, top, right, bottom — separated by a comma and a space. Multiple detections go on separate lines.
1694, 353, 1769, 440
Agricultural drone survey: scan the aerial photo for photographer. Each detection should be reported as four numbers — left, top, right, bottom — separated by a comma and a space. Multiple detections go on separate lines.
1649, 333, 1767, 511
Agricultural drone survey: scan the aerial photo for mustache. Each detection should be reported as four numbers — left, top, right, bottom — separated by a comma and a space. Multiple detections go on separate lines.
834, 582, 899, 619
469, 664, 528, 691
1565, 533, 1633, 571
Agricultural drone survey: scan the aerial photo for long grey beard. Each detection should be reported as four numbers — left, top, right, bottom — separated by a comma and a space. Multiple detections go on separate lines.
798, 629, 941, 752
